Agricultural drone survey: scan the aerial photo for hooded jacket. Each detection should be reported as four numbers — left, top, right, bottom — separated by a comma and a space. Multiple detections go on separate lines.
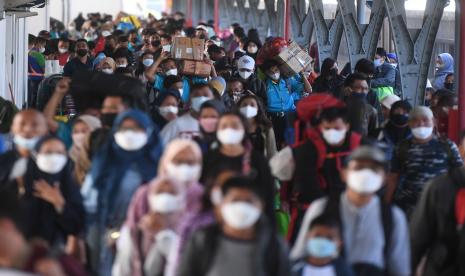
433, 53, 454, 90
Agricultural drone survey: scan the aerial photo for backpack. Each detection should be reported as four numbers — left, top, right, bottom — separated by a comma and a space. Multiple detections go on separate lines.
322, 194, 393, 276
447, 168, 465, 275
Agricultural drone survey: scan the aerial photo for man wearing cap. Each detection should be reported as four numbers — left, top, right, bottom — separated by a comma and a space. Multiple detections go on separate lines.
380, 94, 401, 124
387, 106, 463, 215
371, 48, 396, 100
235, 55, 267, 104
387, 53, 402, 96
291, 146, 411, 276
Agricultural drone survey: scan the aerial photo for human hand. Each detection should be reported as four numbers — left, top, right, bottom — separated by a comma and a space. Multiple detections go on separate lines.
34, 180, 65, 213
54, 78, 70, 96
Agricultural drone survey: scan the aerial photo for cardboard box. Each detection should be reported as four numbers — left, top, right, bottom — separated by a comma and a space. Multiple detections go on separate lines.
171, 37, 205, 61
275, 41, 311, 77
181, 60, 212, 78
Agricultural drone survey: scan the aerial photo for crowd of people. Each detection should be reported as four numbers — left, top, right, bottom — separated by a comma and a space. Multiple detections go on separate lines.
0, 9, 463, 276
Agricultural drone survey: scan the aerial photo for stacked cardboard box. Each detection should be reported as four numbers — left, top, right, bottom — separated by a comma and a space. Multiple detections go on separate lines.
171, 37, 211, 77
274, 42, 311, 77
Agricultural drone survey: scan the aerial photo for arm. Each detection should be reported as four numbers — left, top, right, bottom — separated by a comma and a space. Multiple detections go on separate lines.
387, 206, 411, 276
44, 78, 69, 132
367, 107, 379, 138
371, 65, 396, 88
145, 51, 169, 83
385, 173, 399, 203
300, 72, 312, 94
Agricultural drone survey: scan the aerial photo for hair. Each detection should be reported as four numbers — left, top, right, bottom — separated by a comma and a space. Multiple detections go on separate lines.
354, 58, 376, 75
390, 100, 412, 116
236, 94, 272, 128
105, 93, 134, 109
113, 48, 130, 60
318, 107, 349, 124
58, 37, 70, 43
247, 28, 262, 45
114, 67, 134, 76
233, 27, 246, 38
217, 111, 250, 145
320, 58, 337, 78
76, 38, 88, 45
437, 92, 457, 107
190, 83, 212, 96
344, 72, 367, 87
221, 175, 264, 201
308, 213, 341, 233
163, 75, 183, 89
262, 59, 280, 71
376, 47, 387, 58
117, 35, 129, 43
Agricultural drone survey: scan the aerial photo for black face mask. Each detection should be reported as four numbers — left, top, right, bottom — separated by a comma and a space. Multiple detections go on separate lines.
329, 68, 338, 78
101, 113, 118, 128
151, 40, 161, 48
76, 49, 88, 57
198, 34, 206, 40
444, 82, 454, 90
390, 114, 409, 126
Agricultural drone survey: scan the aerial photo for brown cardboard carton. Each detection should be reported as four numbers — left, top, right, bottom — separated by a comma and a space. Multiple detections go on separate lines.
181, 60, 211, 78
171, 37, 205, 61
275, 41, 311, 77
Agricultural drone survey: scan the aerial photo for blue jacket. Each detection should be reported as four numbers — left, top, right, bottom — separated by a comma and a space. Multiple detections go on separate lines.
265, 77, 301, 112
292, 258, 355, 276
371, 63, 396, 88
154, 75, 207, 103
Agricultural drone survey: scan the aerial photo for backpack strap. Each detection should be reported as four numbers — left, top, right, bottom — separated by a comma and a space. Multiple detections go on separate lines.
380, 200, 393, 266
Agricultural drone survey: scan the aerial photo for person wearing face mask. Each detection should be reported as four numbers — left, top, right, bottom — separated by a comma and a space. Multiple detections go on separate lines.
433, 92, 458, 138
113, 48, 131, 69
135, 52, 155, 83
14, 136, 84, 246
152, 89, 181, 130
343, 73, 378, 137
243, 39, 261, 60
0, 110, 48, 188
28, 36, 47, 108
195, 100, 226, 153
312, 58, 344, 98
178, 176, 291, 276
98, 57, 116, 74
63, 39, 93, 78
237, 94, 277, 159
234, 55, 268, 103
57, 38, 72, 67
68, 115, 101, 184
433, 53, 454, 90
160, 84, 215, 145
386, 53, 402, 96
370, 48, 396, 100
387, 106, 463, 216
223, 78, 246, 108
113, 177, 184, 276
291, 146, 411, 276
87, 110, 162, 276
291, 214, 354, 276
201, 112, 276, 224
377, 100, 412, 161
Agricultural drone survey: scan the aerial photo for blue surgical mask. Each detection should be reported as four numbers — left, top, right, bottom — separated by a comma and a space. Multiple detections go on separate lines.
14, 135, 40, 151
191, 96, 211, 112
306, 237, 338, 258
374, 58, 383, 68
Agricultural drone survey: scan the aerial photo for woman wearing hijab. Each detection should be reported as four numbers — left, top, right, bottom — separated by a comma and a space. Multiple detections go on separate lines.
151, 89, 181, 130
201, 112, 276, 225
87, 109, 162, 276
14, 136, 84, 246
99, 57, 117, 74
433, 53, 454, 90
195, 99, 226, 153
243, 38, 262, 60
113, 177, 185, 276
69, 115, 101, 185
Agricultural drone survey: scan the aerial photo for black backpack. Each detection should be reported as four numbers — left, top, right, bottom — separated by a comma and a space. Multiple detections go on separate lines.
322, 194, 393, 276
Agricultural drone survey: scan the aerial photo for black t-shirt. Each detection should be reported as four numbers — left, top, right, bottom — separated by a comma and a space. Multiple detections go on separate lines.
63, 57, 93, 77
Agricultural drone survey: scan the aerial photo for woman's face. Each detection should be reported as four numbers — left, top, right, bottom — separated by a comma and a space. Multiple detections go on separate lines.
72, 121, 90, 135
239, 97, 258, 109
119, 118, 145, 133
160, 95, 179, 108
143, 53, 154, 60
171, 147, 201, 166
102, 62, 113, 71
218, 115, 244, 132
39, 139, 66, 155
200, 107, 220, 120
151, 180, 178, 195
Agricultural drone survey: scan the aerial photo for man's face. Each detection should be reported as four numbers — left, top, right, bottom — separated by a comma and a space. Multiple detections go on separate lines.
319, 118, 349, 132
409, 115, 433, 129
101, 96, 127, 114
342, 159, 386, 185
11, 110, 48, 139
58, 41, 69, 51
115, 57, 128, 67
76, 41, 89, 51
350, 79, 369, 94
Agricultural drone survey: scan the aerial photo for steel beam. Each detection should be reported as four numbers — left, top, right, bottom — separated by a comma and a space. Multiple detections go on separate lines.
290, 0, 314, 48
265, 0, 285, 37
308, 0, 344, 68
384, 0, 447, 104
338, 0, 386, 70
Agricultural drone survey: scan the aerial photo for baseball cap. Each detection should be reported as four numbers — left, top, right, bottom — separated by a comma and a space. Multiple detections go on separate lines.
387, 53, 397, 61
380, 94, 401, 110
409, 106, 434, 120
347, 146, 387, 166
237, 55, 255, 71
196, 25, 209, 32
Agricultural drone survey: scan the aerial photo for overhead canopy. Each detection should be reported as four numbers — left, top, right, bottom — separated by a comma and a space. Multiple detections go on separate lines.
3, 0, 45, 10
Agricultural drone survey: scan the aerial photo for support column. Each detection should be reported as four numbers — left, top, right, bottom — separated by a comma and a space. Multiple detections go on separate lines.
459, 0, 465, 129
284, 0, 291, 40
357, 0, 366, 24
214, 0, 219, 33
290, 0, 314, 47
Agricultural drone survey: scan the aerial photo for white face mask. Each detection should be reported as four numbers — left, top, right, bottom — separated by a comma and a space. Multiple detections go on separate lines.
347, 169, 383, 194
240, 106, 258, 119
159, 106, 179, 118
239, 70, 252, 80
165, 163, 201, 184
217, 128, 245, 145
39, 47, 46, 53
102, 30, 112, 37
102, 68, 113, 74
191, 96, 211, 112
166, 69, 178, 76
269, 72, 280, 81
221, 202, 261, 230
36, 153, 68, 174
114, 130, 148, 151
148, 193, 181, 214
210, 188, 223, 206
58, 48, 68, 54
162, 44, 172, 52
322, 129, 347, 145
143, 59, 154, 67
116, 64, 127, 68
247, 46, 258, 54
72, 133, 87, 148
411, 126, 433, 140
14, 135, 40, 151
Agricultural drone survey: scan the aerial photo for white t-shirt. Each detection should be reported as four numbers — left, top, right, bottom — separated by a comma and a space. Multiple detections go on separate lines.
160, 113, 200, 145
302, 264, 336, 276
